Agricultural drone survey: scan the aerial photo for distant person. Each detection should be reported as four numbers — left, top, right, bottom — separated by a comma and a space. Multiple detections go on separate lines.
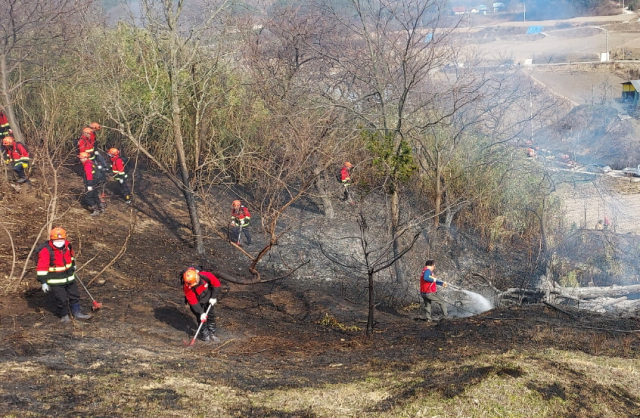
1, 136, 30, 184
230, 200, 252, 246
107, 148, 132, 204
79, 151, 105, 216
181, 267, 221, 343
0, 110, 11, 138
420, 259, 448, 322
595, 220, 603, 230
603, 216, 610, 230
340, 161, 354, 203
36, 227, 92, 322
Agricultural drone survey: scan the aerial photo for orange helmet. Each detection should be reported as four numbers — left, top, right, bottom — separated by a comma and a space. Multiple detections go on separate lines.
344, 161, 353, 168
78, 152, 90, 159
50, 227, 67, 240
90, 122, 101, 130
83, 127, 93, 135
232, 200, 241, 207
183, 268, 199, 287
108, 148, 120, 157
2, 136, 14, 146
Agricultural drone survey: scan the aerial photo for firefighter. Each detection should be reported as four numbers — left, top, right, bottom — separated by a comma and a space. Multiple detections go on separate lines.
36, 227, 91, 322
107, 148, 131, 204
420, 259, 449, 322
79, 152, 105, 216
77, 122, 108, 171
230, 200, 252, 246
2, 136, 30, 184
340, 161, 354, 203
0, 110, 11, 138
181, 267, 221, 343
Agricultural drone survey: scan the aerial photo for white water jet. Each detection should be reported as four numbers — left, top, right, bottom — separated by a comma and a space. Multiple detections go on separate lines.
448, 289, 493, 318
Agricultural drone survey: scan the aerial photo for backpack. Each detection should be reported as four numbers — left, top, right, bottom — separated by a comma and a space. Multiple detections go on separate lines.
336, 168, 342, 183
91, 160, 107, 183
34, 242, 74, 267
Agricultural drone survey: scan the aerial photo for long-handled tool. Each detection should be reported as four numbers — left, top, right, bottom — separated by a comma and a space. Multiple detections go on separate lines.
75, 273, 103, 311
183, 303, 213, 346
236, 223, 243, 245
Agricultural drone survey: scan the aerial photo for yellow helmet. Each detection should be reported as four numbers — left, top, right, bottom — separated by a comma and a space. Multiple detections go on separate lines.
183, 268, 199, 287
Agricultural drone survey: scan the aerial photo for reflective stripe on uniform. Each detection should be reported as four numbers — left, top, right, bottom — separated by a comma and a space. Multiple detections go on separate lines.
47, 275, 75, 284
48, 262, 73, 272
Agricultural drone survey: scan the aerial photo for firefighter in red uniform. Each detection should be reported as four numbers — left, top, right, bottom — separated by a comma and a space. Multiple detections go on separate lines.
420, 259, 448, 322
77, 122, 108, 169
340, 161, 353, 203
181, 267, 221, 343
79, 151, 105, 216
36, 227, 91, 322
2, 136, 30, 184
0, 110, 11, 138
230, 200, 252, 246
107, 148, 131, 204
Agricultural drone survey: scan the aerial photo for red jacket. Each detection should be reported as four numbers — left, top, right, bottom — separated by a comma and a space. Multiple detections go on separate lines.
77, 133, 95, 155
82, 159, 96, 185
3, 142, 29, 162
420, 267, 444, 293
183, 271, 221, 315
231, 206, 251, 226
36, 241, 76, 285
110, 155, 126, 177
341, 166, 351, 182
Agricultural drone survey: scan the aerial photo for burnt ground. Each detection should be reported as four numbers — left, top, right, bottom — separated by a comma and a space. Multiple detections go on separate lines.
1, 167, 640, 417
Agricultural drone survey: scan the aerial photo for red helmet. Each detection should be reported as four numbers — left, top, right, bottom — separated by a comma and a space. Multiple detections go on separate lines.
78, 152, 90, 160
183, 268, 199, 287
108, 148, 120, 157
2, 136, 15, 146
90, 122, 101, 130
50, 227, 67, 240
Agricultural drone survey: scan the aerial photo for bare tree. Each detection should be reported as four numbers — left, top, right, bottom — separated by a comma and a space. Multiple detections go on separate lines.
0, 0, 93, 143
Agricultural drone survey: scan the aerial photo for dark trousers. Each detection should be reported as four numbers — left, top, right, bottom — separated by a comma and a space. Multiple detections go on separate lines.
189, 302, 216, 334
12, 163, 27, 180
231, 225, 252, 245
421, 292, 448, 321
50, 281, 81, 318
116, 178, 131, 198
84, 187, 101, 209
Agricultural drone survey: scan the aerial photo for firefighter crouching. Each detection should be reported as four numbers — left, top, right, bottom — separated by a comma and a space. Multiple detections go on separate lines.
2, 136, 30, 184
36, 227, 91, 322
182, 267, 221, 343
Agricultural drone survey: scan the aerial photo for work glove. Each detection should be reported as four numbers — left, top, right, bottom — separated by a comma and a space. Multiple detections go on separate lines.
118, 178, 124, 184
200, 313, 207, 323
41, 283, 50, 293
443, 282, 448, 287
209, 298, 217, 306
87, 186, 93, 191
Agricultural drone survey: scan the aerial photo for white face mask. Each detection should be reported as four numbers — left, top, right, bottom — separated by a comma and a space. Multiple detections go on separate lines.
52, 240, 65, 248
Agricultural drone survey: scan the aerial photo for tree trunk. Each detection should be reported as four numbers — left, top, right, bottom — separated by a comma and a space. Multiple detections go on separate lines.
390, 185, 404, 283
434, 151, 442, 229
367, 270, 375, 336
0, 54, 23, 144
170, 29, 204, 256
314, 168, 334, 219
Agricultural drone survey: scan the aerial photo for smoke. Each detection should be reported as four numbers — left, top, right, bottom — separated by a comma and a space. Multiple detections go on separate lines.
447, 289, 493, 318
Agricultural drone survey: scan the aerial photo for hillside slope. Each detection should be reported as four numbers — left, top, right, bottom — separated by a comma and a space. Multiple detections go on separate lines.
1, 169, 640, 417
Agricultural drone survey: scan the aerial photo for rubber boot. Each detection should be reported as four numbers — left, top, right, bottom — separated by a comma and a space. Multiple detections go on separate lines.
125, 195, 132, 205
198, 327, 211, 343
99, 202, 106, 214
207, 324, 220, 343
71, 303, 92, 320
90, 207, 100, 217
60, 315, 71, 323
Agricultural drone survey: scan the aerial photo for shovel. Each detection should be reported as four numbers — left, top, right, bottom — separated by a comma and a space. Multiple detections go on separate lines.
183, 303, 214, 346
75, 274, 103, 310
